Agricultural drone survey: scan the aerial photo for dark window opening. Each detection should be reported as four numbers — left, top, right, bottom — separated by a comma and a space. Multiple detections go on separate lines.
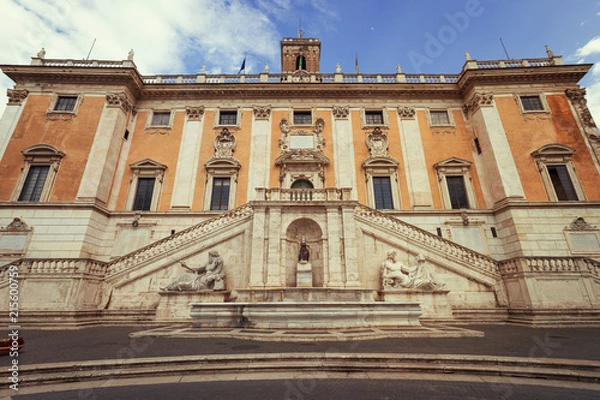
547, 165, 578, 201
133, 177, 155, 211
293, 111, 312, 125
296, 55, 306, 70
210, 177, 231, 211
373, 176, 394, 210
446, 176, 470, 209
18, 165, 50, 202
474, 138, 482, 154
491, 227, 498, 238
365, 111, 384, 125
54, 96, 78, 112
520, 95, 544, 111
219, 111, 237, 125
436, 227, 443, 237
151, 112, 171, 126
291, 179, 314, 189
124, 129, 130, 141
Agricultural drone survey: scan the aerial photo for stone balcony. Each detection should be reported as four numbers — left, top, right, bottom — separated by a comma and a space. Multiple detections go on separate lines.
254, 187, 353, 202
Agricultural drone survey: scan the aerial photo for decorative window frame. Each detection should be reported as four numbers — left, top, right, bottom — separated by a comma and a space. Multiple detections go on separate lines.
362, 156, 400, 210
0, 218, 33, 256
433, 157, 477, 210
361, 108, 389, 128
125, 159, 167, 211
46, 93, 83, 120
11, 144, 65, 202
290, 108, 314, 126
531, 144, 586, 202
203, 158, 241, 211
146, 109, 174, 130
516, 93, 551, 115
215, 108, 241, 128
426, 108, 455, 128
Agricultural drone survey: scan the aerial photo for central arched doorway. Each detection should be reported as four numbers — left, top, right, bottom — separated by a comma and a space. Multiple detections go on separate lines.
285, 218, 324, 287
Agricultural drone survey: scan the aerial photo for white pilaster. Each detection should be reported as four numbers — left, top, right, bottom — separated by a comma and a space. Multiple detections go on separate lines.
247, 107, 272, 200
265, 208, 282, 287
171, 108, 204, 209
341, 205, 361, 287
325, 207, 344, 287
249, 205, 267, 287
76, 103, 128, 204
473, 102, 525, 203
332, 110, 357, 199
0, 98, 27, 162
398, 108, 433, 209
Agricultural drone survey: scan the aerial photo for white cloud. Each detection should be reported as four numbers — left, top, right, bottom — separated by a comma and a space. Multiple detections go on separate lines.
0, 0, 286, 116
575, 36, 600, 58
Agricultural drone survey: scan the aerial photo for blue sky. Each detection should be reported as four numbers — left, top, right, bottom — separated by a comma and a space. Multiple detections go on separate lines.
1, 0, 599, 120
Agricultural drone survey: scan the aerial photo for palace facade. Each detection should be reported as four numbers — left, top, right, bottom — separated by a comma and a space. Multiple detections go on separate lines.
1, 35, 599, 326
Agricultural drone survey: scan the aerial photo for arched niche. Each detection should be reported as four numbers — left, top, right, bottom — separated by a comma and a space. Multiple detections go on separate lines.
284, 218, 324, 287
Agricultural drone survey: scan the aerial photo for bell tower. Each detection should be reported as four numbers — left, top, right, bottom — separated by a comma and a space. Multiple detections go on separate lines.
280, 31, 321, 74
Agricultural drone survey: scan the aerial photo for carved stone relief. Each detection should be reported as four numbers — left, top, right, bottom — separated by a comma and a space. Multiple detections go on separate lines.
214, 128, 236, 158
381, 251, 445, 291
253, 105, 271, 120
186, 106, 205, 121
160, 250, 226, 292
366, 127, 389, 157
6, 89, 29, 106
462, 92, 494, 117
1, 218, 32, 232
106, 92, 133, 113
332, 106, 349, 119
566, 217, 597, 231
397, 106, 415, 119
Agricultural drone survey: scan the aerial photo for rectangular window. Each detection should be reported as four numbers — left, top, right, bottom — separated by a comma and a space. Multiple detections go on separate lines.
151, 112, 171, 126
54, 96, 78, 112
210, 177, 231, 211
293, 111, 312, 125
133, 177, 155, 211
430, 110, 450, 125
547, 165, 578, 201
520, 95, 544, 111
446, 176, 470, 209
219, 111, 237, 125
373, 176, 393, 210
18, 165, 49, 202
365, 111, 384, 125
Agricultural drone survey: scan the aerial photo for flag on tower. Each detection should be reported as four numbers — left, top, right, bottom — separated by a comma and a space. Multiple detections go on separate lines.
355, 53, 359, 74
238, 56, 246, 74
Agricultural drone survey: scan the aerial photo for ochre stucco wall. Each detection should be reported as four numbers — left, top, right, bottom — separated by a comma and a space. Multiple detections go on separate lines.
0, 94, 103, 202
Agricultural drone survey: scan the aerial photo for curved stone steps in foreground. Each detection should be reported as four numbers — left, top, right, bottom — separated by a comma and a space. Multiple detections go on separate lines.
11, 353, 600, 391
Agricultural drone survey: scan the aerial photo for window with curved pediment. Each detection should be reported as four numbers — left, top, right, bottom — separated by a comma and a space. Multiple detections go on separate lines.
12, 144, 65, 202
434, 157, 477, 210
125, 159, 167, 211
362, 157, 400, 210
531, 144, 585, 202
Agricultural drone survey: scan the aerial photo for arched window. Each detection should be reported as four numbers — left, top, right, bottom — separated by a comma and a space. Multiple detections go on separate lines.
291, 179, 314, 189
12, 144, 65, 202
296, 55, 307, 71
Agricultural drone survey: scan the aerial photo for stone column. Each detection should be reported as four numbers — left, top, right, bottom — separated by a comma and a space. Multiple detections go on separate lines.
76, 92, 132, 204
397, 107, 434, 209
325, 207, 344, 287
332, 106, 358, 199
0, 89, 29, 161
463, 92, 525, 205
170, 106, 205, 209
246, 106, 272, 200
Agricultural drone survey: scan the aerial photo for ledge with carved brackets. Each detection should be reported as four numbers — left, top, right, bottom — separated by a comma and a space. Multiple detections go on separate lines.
397, 106, 415, 120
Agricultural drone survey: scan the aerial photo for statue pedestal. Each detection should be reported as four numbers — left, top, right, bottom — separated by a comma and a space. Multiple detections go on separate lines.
156, 291, 229, 321
379, 290, 452, 321
296, 261, 313, 287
